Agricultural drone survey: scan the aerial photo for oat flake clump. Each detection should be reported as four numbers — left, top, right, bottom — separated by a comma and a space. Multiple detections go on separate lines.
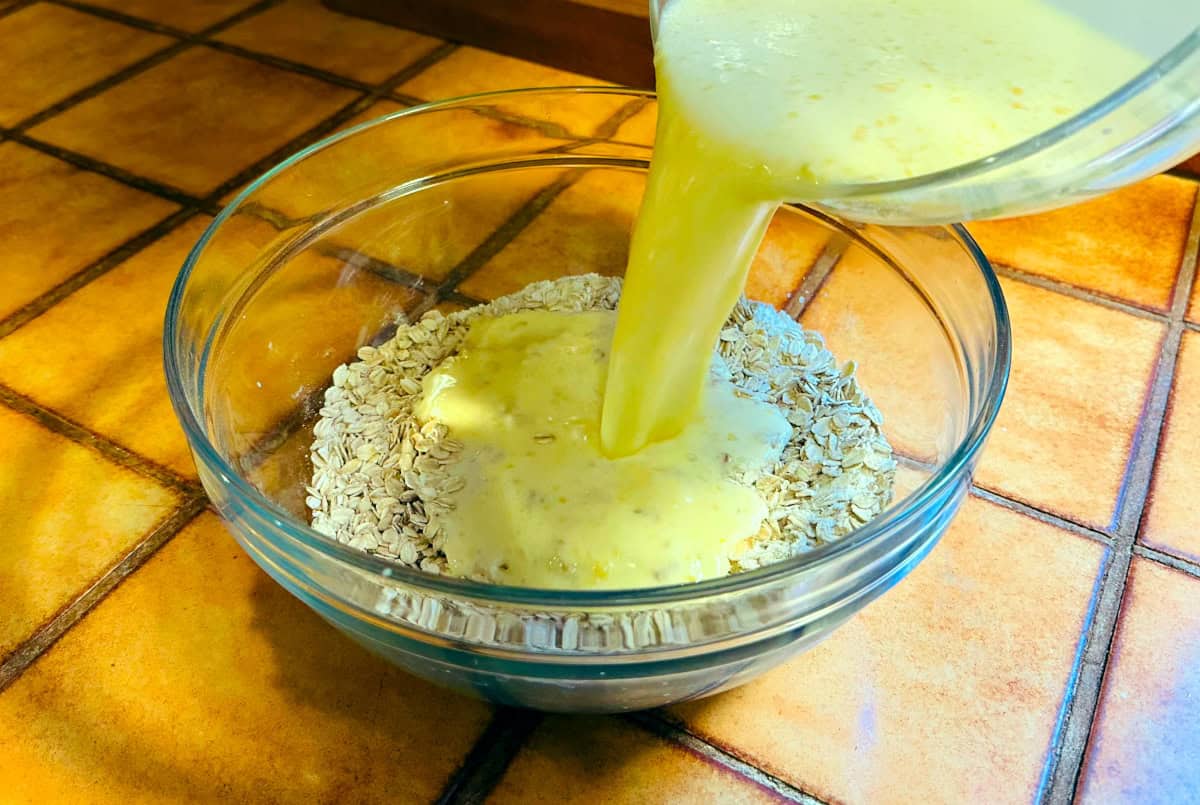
306, 274, 895, 581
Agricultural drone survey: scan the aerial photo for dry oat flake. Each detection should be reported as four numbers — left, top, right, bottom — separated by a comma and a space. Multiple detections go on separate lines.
307, 274, 896, 584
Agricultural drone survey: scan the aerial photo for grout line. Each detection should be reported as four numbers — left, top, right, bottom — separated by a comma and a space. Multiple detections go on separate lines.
1040, 548, 1132, 805
199, 93, 378, 203
627, 712, 831, 804
0, 207, 200, 340
18, 0, 285, 134
0, 0, 35, 20
969, 485, 1114, 547
442, 289, 486, 308
44, 0, 280, 38
784, 231, 850, 320
315, 245, 432, 291
433, 708, 543, 805
436, 173, 580, 293
1042, 192, 1200, 805
235, 288, 438, 475
366, 40, 460, 91
201, 40, 372, 92
390, 91, 599, 144
46, 0, 191, 35
0, 496, 207, 693
11, 39, 195, 132
591, 97, 652, 140
0, 383, 201, 495
1131, 543, 1200, 580
196, 42, 457, 206
990, 262, 1169, 322
0, 43, 457, 343
892, 453, 1115, 546
1118, 194, 1200, 535
8, 132, 207, 209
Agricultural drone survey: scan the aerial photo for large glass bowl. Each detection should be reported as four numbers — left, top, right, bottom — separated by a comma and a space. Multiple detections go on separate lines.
164, 88, 1010, 713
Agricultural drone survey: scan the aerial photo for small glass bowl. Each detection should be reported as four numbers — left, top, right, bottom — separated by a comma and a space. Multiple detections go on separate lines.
164, 88, 1010, 713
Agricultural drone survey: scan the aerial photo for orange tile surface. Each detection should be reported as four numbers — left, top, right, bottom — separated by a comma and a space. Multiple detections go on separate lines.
463, 173, 827, 305
2, 4, 1199, 802
673, 495, 1107, 804
0, 406, 179, 663
399, 46, 625, 135
1140, 331, 1200, 561
196, 218, 426, 444
800, 242, 978, 463
29, 47, 357, 195
0, 217, 211, 478
460, 169, 642, 300
969, 177, 1197, 311
975, 278, 1164, 530
0, 142, 179, 320
0, 513, 493, 802
1079, 559, 1200, 803
491, 718, 780, 804
81, 0, 259, 31
0, 4, 171, 127
216, 0, 443, 84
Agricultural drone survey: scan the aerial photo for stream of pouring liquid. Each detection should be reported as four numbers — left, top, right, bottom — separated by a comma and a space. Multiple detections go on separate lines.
600, 0, 1150, 456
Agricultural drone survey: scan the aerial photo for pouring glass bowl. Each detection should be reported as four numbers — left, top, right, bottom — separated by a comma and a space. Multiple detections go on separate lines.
165, 88, 1010, 713
648, 0, 1200, 225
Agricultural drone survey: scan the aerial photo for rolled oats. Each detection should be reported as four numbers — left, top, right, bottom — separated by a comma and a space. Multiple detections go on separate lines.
307, 274, 896, 582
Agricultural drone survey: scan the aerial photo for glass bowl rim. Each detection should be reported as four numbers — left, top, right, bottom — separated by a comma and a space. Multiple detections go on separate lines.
164, 87, 1012, 609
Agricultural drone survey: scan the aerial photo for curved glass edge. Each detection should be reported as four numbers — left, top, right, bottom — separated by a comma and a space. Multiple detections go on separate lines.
163, 91, 1013, 610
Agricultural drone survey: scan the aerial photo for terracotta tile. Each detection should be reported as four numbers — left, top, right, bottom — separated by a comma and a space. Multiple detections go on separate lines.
0, 512, 492, 802
462, 172, 826, 303
0, 406, 179, 663
744, 207, 830, 308
490, 717, 779, 804
800, 243, 977, 463
81, 0, 258, 31
216, 0, 443, 84
240, 96, 572, 282
613, 98, 658, 145
0, 217, 214, 478
29, 47, 357, 196
673, 495, 1106, 804
1079, 559, 1200, 803
1141, 331, 1200, 561
0, 142, 178, 320
199, 215, 427, 459
243, 418, 315, 521
398, 46, 625, 136
337, 98, 407, 130
219, 98, 410, 206
974, 279, 1163, 529
0, 5, 172, 127
968, 177, 1197, 311
459, 169, 640, 300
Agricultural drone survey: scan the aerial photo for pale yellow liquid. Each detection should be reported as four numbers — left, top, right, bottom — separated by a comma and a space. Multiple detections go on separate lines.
600, 0, 1149, 455
410, 0, 1152, 588
416, 309, 791, 589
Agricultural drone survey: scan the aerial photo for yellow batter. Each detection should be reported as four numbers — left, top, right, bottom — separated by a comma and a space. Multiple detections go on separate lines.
601, 0, 1150, 456
415, 309, 791, 589
412, 0, 1156, 588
